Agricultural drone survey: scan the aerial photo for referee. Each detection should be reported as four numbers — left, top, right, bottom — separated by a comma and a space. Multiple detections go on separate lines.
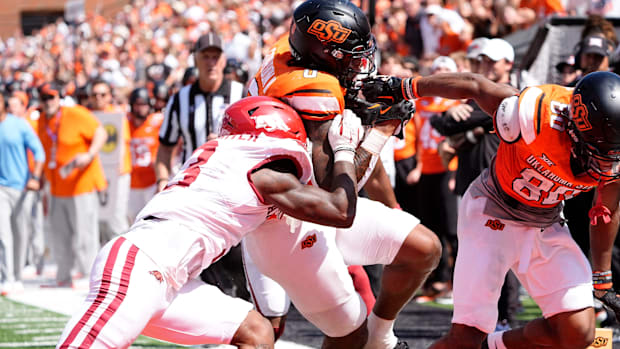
155, 32, 244, 190
154, 32, 246, 299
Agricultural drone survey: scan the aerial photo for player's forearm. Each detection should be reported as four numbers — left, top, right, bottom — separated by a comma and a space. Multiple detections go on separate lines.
415, 73, 517, 116
590, 182, 620, 271
590, 213, 620, 271
363, 161, 399, 208
154, 144, 174, 180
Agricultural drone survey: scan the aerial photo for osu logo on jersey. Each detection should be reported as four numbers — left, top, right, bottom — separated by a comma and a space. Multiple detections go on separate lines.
307, 19, 351, 43
571, 94, 592, 131
485, 219, 505, 231
301, 234, 317, 249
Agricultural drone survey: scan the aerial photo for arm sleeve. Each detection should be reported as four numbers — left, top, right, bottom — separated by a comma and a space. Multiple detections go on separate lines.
21, 119, 45, 162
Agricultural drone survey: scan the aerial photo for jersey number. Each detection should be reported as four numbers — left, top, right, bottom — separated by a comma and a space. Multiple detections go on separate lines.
167, 143, 216, 188
512, 168, 579, 205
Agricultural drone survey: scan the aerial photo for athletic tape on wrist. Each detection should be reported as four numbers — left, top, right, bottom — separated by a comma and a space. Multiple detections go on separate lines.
361, 128, 390, 155
334, 149, 355, 163
487, 331, 507, 349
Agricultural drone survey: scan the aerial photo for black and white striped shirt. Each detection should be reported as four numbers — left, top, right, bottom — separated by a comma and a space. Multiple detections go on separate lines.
159, 79, 244, 163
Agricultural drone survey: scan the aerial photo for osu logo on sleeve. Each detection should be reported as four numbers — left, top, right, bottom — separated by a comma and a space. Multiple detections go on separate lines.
307, 19, 352, 43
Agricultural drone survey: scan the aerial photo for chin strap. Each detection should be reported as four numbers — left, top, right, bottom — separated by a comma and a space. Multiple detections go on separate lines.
589, 181, 612, 225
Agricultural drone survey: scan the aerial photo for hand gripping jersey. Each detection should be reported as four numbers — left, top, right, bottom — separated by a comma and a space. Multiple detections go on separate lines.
247, 35, 346, 121
127, 135, 312, 289
473, 84, 599, 225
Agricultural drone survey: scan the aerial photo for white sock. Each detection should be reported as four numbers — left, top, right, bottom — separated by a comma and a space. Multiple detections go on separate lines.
487, 331, 507, 349
364, 312, 398, 349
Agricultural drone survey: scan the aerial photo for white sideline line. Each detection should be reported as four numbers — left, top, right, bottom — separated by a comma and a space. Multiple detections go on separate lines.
6, 279, 316, 349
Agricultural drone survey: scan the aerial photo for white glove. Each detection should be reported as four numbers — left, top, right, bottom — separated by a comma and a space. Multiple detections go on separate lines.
328, 109, 364, 163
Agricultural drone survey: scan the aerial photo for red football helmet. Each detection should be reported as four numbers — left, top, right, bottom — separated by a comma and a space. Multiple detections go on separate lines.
220, 96, 307, 145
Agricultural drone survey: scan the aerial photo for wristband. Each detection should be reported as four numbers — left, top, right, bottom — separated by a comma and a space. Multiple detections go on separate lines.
593, 270, 613, 290
334, 149, 355, 163
360, 128, 390, 155
402, 76, 422, 100
31, 175, 40, 181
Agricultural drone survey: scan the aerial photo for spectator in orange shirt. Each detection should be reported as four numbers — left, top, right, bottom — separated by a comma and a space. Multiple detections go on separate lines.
89, 80, 132, 244
126, 88, 164, 221
37, 82, 108, 287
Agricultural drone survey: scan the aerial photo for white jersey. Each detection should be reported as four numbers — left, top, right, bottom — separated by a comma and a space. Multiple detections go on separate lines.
125, 134, 312, 289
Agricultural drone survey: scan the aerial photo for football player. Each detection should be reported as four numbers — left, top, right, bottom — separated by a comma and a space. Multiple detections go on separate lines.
55, 96, 364, 348
362, 71, 620, 348
244, 0, 441, 348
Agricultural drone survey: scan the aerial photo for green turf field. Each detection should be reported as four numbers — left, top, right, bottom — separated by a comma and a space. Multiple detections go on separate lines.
425, 296, 544, 322
0, 297, 182, 348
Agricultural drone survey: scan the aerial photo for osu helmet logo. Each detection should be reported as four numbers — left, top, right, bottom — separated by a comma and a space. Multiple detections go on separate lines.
307, 19, 352, 43
571, 94, 592, 131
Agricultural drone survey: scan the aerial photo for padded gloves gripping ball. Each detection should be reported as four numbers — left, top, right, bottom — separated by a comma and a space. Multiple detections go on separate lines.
344, 93, 415, 139
361, 75, 417, 104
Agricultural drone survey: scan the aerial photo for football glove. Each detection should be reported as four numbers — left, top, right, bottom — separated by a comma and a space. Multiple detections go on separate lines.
344, 95, 415, 138
361, 75, 415, 104
595, 288, 620, 322
328, 110, 364, 163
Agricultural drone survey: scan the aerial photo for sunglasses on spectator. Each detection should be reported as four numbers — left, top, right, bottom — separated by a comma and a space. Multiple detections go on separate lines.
93, 92, 110, 97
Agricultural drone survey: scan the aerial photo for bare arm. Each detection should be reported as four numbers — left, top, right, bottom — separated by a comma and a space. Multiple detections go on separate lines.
416, 73, 518, 117
306, 118, 399, 190
590, 180, 620, 272
250, 161, 357, 228
154, 143, 175, 192
362, 159, 400, 208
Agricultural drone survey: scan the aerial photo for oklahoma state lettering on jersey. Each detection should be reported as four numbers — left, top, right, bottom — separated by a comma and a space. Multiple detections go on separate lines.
247, 35, 345, 120
494, 84, 597, 208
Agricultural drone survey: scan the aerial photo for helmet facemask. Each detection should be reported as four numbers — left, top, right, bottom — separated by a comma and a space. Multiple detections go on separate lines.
337, 36, 377, 91
568, 120, 620, 181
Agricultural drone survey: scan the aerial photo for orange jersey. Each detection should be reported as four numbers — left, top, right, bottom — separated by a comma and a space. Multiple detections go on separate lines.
38, 105, 108, 197
494, 84, 598, 208
129, 113, 164, 189
248, 35, 346, 120
415, 96, 460, 174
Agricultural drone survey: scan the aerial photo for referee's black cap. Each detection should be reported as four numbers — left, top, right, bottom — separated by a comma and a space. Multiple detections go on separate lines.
193, 32, 223, 53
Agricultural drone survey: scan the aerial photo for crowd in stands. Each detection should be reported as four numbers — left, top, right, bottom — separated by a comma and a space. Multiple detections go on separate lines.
2, 0, 620, 332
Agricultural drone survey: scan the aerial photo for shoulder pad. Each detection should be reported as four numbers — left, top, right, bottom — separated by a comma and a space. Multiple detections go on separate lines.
495, 95, 520, 143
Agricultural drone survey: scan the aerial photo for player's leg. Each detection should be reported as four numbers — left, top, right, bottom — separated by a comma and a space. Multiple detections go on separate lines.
335, 198, 441, 349
57, 236, 168, 348
142, 278, 273, 348
496, 222, 596, 348
427, 192, 523, 349
244, 218, 368, 349
242, 240, 291, 340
